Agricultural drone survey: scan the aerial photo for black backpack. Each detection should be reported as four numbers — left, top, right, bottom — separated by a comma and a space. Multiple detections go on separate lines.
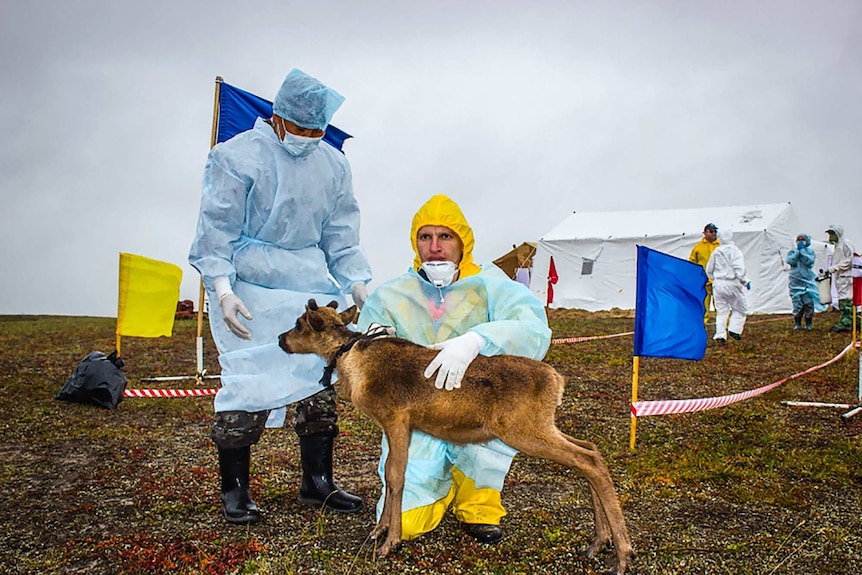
56, 350, 127, 409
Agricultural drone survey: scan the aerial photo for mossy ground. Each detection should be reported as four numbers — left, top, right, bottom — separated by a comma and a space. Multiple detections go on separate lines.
0, 311, 859, 574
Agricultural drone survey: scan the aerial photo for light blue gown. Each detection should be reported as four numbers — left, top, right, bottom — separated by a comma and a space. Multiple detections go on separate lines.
356, 264, 551, 525
785, 234, 825, 314
189, 117, 371, 427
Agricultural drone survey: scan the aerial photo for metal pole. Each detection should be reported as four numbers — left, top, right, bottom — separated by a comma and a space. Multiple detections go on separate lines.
194, 76, 224, 381
629, 356, 640, 451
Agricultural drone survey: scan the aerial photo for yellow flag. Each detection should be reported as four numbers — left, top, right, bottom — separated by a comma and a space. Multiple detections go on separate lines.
117, 252, 183, 338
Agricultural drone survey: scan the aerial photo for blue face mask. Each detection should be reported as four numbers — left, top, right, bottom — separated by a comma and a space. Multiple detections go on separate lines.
281, 131, 322, 157
797, 240, 806, 251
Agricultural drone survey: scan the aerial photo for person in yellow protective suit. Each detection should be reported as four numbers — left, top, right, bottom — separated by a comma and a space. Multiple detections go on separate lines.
689, 222, 720, 325
356, 194, 551, 544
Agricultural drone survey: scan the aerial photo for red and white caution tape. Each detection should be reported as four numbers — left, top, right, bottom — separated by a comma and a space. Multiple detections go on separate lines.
551, 316, 786, 346
631, 342, 855, 417
124, 388, 218, 398
552, 331, 634, 344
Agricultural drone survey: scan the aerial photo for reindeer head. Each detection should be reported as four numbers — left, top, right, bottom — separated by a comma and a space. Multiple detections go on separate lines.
278, 299, 359, 355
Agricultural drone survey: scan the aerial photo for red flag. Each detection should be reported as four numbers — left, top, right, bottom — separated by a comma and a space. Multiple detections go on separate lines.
547, 256, 559, 306
852, 253, 861, 306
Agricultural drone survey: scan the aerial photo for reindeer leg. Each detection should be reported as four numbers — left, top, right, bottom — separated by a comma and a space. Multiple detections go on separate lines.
505, 428, 634, 575
562, 437, 612, 558
583, 483, 613, 559
375, 417, 411, 558
562, 432, 634, 575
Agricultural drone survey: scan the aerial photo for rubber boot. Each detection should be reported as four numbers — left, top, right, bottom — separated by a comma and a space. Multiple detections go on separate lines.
299, 431, 363, 513
804, 316, 812, 331
218, 446, 260, 525
794, 313, 802, 330
830, 299, 853, 332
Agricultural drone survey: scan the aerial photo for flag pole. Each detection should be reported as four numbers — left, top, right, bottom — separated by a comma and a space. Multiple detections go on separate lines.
629, 355, 640, 451
116, 252, 123, 356
194, 76, 223, 382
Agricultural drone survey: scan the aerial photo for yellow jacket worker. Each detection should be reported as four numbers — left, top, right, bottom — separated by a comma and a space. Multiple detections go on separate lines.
689, 222, 720, 325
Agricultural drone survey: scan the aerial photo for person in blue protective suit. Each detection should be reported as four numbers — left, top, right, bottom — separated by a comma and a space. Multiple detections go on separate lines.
785, 233, 824, 331
356, 194, 551, 544
189, 68, 372, 525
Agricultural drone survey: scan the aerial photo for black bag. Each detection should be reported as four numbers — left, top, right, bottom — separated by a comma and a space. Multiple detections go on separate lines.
56, 350, 127, 409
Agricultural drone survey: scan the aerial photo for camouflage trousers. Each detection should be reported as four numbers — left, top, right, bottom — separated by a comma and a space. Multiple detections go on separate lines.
832, 299, 861, 331
210, 387, 339, 449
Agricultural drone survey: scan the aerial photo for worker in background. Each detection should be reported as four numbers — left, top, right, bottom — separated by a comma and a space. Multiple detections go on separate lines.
825, 224, 859, 333
690, 223, 720, 326
785, 233, 823, 331
706, 228, 750, 342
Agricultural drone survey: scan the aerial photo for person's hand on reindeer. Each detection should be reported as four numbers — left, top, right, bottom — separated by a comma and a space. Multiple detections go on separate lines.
214, 276, 253, 340
424, 331, 485, 391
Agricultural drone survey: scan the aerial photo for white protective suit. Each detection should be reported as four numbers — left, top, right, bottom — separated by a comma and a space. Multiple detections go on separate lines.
356, 194, 551, 540
706, 229, 750, 340
189, 117, 371, 427
827, 224, 855, 300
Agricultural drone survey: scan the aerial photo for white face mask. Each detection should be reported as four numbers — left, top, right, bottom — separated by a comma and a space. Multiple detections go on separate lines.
421, 261, 458, 288
281, 131, 322, 157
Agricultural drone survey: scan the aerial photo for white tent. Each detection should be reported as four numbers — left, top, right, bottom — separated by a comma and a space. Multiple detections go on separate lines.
530, 203, 833, 314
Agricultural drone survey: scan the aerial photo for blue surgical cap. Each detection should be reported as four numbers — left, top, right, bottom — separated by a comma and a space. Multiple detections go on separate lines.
272, 68, 344, 130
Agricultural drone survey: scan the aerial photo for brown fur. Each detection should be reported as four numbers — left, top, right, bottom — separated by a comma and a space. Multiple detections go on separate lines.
279, 299, 634, 574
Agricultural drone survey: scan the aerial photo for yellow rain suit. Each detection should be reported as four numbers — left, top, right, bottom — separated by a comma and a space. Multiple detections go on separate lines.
689, 236, 720, 325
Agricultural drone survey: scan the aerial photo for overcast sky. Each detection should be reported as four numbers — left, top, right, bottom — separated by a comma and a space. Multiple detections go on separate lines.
2, 0, 860, 317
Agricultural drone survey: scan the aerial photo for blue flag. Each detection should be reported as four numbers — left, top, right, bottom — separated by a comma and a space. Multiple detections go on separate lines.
217, 81, 352, 152
633, 245, 707, 360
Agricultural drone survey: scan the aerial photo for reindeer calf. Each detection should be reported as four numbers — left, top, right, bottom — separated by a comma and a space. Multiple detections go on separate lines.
278, 299, 634, 575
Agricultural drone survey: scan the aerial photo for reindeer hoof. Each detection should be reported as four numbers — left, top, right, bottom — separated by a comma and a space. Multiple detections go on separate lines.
376, 538, 401, 558
581, 539, 608, 560
603, 549, 635, 575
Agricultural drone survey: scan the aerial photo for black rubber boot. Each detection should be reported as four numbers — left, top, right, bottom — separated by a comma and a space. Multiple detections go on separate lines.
805, 316, 812, 331
218, 446, 260, 525
298, 432, 363, 513
459, 521, 503, 544
794, 314, 802, 330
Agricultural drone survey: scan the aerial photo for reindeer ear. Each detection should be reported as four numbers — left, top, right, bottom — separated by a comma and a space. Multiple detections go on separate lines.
308, 299, 318, 311
327, 300, 339, 309
340, 305, 359, 325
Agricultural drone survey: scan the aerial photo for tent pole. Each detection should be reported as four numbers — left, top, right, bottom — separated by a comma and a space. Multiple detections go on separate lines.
629, 356, 640, 451
194, 77, 223, 382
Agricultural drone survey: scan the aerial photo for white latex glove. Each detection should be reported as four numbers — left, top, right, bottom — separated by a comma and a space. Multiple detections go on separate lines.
366, 323, 396, 337
213, 276, 252, 340
424, 331, 485, 391
351, 282, 368, 310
